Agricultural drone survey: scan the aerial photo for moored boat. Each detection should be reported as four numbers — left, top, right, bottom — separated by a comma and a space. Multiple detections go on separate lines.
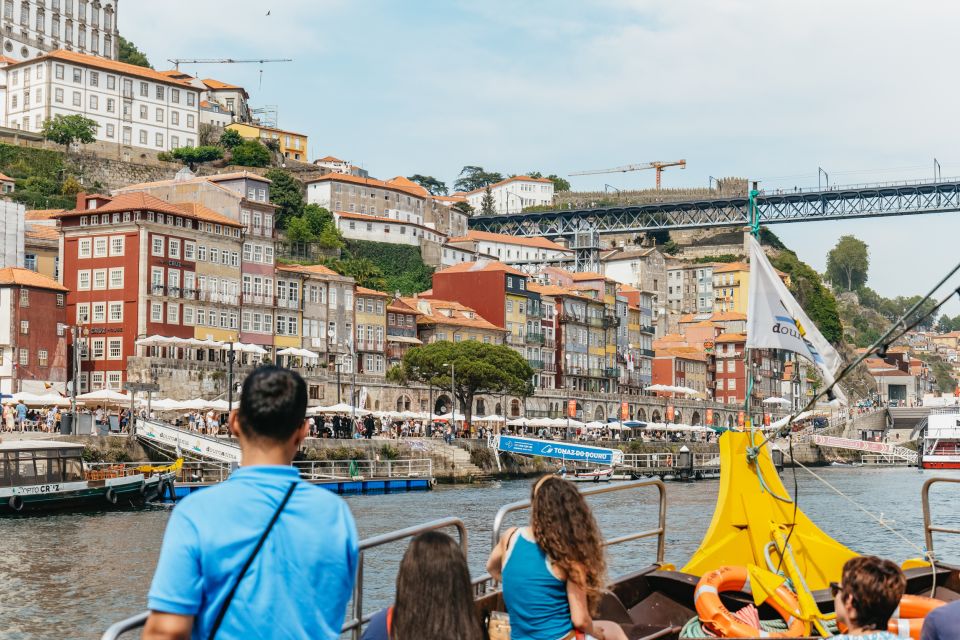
0, 440, 178, 514
564, 466, 614, 482
921, 411, 960, 469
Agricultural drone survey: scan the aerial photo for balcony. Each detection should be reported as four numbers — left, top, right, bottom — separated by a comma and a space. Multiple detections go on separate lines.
542, 362, 557, 373
543, 338, 556, 348
641, 325, 656, 334
245, 224, 277, 238
604, 367, 620, 378
197, 291, 239, 305
276, 297, 301, 310
639, 348, 655, 358
506, 334, 525, 347
527, 359, 544, 370
241, 293, 276, 306
356, 340, 384, 353
149, 285, 198, 300
588, 317, 604, 328
603, 314, 620, 329
557, 313, 584, 324
526, 332, 545, 345
588, 368, 603, 378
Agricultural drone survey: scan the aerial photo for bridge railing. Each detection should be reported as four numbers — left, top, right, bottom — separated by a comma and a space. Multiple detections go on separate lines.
757, 175, 960, 197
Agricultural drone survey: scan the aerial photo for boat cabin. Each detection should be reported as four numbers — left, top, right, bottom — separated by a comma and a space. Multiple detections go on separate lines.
0, 441, 86, 487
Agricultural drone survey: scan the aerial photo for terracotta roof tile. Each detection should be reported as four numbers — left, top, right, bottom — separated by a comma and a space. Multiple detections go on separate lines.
276, 263, 346, 278
304, 172, 426, 198
173, 202, 243, 228
386, 176, 429, 197
25, 209, 65, 220
58, 192, 242, 228
356, 286, 388, 297
12, 50, 197, 88
202, 78, 244, 90
570, 271, 610, 282
0, 172, 13, 182
316, 155, 346, 163
25, 226, 59, 242
0, 267, 67, 291
712, 262, 750, 273
446, 230, 570, 253
715, 332, 747, 343
434, 259, 524, 277
400, 297, 504, 332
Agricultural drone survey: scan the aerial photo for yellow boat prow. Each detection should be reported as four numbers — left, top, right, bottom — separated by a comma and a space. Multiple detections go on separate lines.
682, 432, 857, 590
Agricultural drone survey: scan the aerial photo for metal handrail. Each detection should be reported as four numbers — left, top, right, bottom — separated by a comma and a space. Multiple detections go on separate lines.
921, 477, 960, 555
100, 517, 467, 640
490, 479, 667, 563
342, 517, 467, 639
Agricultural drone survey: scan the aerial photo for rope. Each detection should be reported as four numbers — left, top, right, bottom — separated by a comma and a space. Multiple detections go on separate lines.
679, 616, 839, 638
789, 456, 926, 557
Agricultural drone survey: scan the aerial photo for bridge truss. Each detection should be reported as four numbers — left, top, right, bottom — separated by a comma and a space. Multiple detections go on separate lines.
469, 179, 960, 238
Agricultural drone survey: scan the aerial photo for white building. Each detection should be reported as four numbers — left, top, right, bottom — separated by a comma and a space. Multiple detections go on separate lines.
461, 175, 554, 215
0, 0, 119, 61
446, 230, 571, 266
158, 70, 251, 129
333, 211, 446, 247
3, 49, 201, 153
313, 155, 352, 174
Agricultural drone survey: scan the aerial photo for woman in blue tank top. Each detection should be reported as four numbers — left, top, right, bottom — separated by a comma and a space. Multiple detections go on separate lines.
486, 475, 628, 640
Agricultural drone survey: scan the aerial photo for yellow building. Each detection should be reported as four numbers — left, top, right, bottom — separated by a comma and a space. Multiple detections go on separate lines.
355, 286, 387, 376
25, 224, 60, 281
226, 123, 309, 161
713, 262, 749, 315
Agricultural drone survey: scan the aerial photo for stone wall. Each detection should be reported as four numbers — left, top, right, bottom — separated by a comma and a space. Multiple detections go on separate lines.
555, 177, 748, 209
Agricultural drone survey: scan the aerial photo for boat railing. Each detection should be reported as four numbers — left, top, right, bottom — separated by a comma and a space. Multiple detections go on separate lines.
84, 462, 182, 480
921, 477, 960, 556
292, 458, 433, 480
620, 452, 720, 469
100, 517, 467, 640
473, 479, 667, 597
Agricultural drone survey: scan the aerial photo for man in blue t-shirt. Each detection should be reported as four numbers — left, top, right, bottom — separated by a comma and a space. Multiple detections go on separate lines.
143, 366, 359, 640
922, 600, 960, 640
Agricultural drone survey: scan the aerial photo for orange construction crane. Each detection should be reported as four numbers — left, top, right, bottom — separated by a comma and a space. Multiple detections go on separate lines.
569, 159, 687, 189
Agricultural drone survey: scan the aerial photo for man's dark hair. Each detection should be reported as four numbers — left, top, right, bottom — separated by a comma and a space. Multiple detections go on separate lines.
841, 555, 906, 630
237, 366, 307, 442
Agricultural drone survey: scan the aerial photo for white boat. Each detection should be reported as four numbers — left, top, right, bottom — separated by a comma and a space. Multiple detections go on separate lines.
921, 411, 960, 469
564, 467, 614, 483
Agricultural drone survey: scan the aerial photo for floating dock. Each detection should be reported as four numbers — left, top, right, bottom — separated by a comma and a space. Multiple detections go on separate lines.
171, 476, 434, 500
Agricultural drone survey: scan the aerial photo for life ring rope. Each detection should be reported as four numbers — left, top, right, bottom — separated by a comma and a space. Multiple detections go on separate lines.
695, 566, 807, 638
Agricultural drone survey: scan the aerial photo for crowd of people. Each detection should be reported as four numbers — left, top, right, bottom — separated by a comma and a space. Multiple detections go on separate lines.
139, 365, 960, 640
0, 401, 130, 434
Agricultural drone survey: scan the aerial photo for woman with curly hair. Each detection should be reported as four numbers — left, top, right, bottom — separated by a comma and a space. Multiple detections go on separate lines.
486, 475, 628, 640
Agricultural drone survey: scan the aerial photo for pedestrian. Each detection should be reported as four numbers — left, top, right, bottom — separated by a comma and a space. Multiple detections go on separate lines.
15, 400, 27, 431
45, 407, 56, 433
143, 366, 359, 640
363, 414, 375, 439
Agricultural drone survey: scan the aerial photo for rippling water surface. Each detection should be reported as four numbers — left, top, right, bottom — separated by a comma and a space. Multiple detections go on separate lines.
2, 467, 959, 639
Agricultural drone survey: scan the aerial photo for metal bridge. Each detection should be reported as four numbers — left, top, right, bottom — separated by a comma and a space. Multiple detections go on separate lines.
469, 176, 960, 238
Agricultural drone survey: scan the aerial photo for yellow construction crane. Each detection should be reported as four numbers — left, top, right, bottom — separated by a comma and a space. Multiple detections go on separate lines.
569, 159, 687, 189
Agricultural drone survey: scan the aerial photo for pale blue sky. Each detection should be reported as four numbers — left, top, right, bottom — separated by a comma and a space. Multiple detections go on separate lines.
122, 1, 960, 313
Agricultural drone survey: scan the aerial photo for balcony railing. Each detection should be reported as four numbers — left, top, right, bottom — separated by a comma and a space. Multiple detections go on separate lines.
557, 313, 585, 324
149, 285, 198, 300
639, 348, 655, 358
604, 367, 620, 378
506, 335, 525, 347
588, 368, 603, 378
543, 338, 556, 348
245, 224, 277, 238
197, 291, 239, 305
276, 297, 301, 310
527, 359, 544, 370
241, 293, 276, 306
526, 332, 545, 345
641, 325, 656, 334
356, 340, 385, 352
588, 317, 604, 328
542, 362, 557, 372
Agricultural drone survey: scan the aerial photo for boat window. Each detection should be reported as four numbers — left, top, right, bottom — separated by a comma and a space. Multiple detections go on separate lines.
63, 457, 84, 482
0, 455, 10, 487
34, 457, 49, 480
17, 454, 37, 483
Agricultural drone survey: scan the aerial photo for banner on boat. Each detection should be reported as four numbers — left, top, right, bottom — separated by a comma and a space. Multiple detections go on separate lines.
745, 236, 846, 405
495, 435, 623, 466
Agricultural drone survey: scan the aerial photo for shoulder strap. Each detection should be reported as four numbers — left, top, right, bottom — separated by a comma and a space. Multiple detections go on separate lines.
386, 605, 394, 636
208, 481, 298, 640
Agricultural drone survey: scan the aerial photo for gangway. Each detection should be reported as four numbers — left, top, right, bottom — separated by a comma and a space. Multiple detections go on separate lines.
810, 434, 918, 465
134, 419, 240, 464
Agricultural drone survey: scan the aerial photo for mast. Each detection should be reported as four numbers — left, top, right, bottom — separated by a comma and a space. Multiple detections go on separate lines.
744, 181, 761, 432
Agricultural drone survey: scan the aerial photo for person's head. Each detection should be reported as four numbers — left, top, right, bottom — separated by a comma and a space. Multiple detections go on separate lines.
833, 555, 906, 632
530, 475, 607, 612
230, 366, 308, 451
392, 531, 481, 640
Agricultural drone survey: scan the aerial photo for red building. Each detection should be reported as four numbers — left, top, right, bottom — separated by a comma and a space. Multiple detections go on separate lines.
429, 260, 524, 329
0, 268, 69, 395
59, 192, 242, 392
714, 332, 747, 405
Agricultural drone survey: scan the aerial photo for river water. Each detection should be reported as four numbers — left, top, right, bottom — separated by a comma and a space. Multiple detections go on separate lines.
2, 467, 960, 639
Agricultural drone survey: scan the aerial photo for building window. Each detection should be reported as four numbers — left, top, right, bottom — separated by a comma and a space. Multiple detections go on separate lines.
38, 350, 48, 367
155, 133, 163, 147
107, 372, 122, 390
92, 302, 106, 323
167, 302, 179, 324
78, 238, 91, 258
19, 348, 28, 366
93, 269, 106, 290
110, 235, 124, 256
151, 302, 162, 322
152, 236, 163, 256
109, 301, 123, 322
107, 338, 122, 360
20, 320, 28, 335
91, 338, 105, 359
56, 294, 64, 307
168, 238, 180, 259
77, 304, 90, 324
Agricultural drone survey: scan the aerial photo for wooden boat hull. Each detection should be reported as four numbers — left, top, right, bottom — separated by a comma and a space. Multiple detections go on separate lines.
0, 473, 174, 515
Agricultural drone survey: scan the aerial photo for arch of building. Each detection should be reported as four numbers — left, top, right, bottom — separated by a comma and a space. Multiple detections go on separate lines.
510, 399, 521, 417
594, 405, 605, 421
435, 395, 451, 414
691, 411, 701, 426
396, 395, 412, 412
636, 408, 647, 421
652, 410, 662, 422
476, 399, 486, 416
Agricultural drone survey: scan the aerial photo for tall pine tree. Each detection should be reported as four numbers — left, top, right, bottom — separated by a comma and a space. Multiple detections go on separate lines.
480, 186, 496, 216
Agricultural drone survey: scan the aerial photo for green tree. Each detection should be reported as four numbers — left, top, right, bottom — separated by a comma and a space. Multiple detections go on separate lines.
453, 166, 503, 193
117, 36, 152, 68
826, 235, 869, 292
399, 340, 534, 427
285, 216, 315, 243
302, 204, 333, 236
407, 174, 448, 195
329, 257, 387, 290
451, 201, 474, 216
41, 114, 97, 153
527, 171, 570, 192
771, 249, 843, 344
230, 140, 271, 168
171, 145, 223, 170
317, 224, 345, 250
480, 185, 496, 216
198, 123, 219, 147
218, 128, 244, 149
264, 169, 304, 227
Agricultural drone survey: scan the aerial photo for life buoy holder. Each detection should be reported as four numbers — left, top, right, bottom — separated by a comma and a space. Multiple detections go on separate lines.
8, 495, 24, 512
105, 487, 118, 504
887, 594, 945, 640
695, 566, 808, 638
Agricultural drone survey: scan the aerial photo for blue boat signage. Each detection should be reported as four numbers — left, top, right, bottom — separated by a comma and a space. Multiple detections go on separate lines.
495, 436, 623, 466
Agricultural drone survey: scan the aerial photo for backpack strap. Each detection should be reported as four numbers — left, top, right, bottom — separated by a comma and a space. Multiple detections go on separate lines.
208, 481, 298, 639
386, 605, 394, 636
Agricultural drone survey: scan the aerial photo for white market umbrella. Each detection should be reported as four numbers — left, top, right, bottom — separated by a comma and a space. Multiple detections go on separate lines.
207, 399, 238, 412
76, 389, 129, 404
556, 417, 586, 429
477, 414, 506, 423
583, 420, 607, 430
436, 411, 466, 422
310, 402, 370, 416
297, 348, 321, 359
276, 347, 300, 356
763, 397, 792, 406
527, 417, 554, 428
506, 417, 529, 427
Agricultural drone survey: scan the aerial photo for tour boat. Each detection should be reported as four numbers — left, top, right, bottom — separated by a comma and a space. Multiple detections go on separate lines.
0, 440, 178, 514
565, 467, 614, 483
920, 411, 960, 469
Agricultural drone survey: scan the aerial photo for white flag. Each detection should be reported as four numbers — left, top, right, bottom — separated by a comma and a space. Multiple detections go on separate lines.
746, 236, 846, 404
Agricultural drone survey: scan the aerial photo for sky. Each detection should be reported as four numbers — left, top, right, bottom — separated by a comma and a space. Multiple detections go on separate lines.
121, 1, 960, 314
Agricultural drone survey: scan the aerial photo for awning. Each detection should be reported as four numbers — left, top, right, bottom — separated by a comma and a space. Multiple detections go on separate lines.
386, 335, 422, 345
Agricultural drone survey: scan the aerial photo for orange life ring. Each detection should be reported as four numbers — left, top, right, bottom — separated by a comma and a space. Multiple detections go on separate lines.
695, 566, 808, 638
887, 594, 945, 640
